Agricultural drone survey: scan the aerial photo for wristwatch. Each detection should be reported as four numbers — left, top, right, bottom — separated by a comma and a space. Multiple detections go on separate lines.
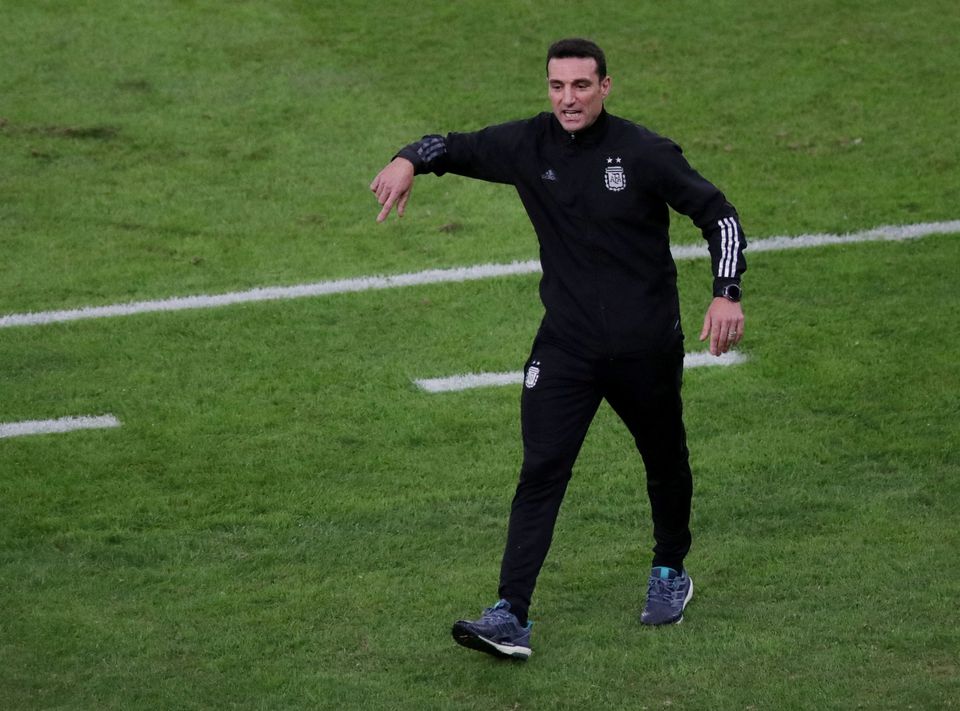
719, 283, 742, 302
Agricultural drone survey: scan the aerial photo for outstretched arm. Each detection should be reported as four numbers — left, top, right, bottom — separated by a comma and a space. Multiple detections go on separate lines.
370, 157, 415, 222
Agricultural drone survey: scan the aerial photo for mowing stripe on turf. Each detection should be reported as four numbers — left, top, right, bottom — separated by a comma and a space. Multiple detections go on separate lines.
414, 351, 748, 393
0, 414, 121, 439
2, 220, 958, 330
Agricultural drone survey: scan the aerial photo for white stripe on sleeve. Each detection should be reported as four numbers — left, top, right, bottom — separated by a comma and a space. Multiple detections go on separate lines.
718, 217, 740, 278
718, 218, 730, 277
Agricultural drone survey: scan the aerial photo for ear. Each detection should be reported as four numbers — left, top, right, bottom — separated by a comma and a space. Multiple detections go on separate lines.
600, 75, 612, 98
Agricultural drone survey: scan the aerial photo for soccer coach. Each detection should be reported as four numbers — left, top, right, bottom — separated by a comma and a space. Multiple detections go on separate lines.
371, 37, 747, 660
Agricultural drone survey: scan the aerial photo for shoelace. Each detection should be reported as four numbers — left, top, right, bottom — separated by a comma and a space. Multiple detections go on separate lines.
647, 576, 677, 604
482, 607, 514, 622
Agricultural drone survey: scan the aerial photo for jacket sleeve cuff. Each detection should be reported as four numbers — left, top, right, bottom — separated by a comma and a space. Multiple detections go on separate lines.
394, 146, 424, 174
393, 135, 447, 175
712, 277, 741, 298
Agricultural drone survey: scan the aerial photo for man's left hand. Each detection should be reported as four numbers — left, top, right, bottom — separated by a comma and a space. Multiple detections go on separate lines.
700, 297, 744, 356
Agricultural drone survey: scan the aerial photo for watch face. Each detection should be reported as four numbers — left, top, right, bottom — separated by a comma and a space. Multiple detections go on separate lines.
724, 284, 742, 301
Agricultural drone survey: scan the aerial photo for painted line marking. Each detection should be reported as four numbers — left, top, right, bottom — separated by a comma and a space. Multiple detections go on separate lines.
414, 351, 748, 393
2, 220, 958, 330
0, 261, 541, 329
416, 371, 524, 393
0, 414, 121, 439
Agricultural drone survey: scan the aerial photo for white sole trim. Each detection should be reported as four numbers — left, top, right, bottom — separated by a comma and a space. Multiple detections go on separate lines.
478, 634, 532, 659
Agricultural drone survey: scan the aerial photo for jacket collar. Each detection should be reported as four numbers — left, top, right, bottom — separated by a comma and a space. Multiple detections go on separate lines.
550, 107, 610, 146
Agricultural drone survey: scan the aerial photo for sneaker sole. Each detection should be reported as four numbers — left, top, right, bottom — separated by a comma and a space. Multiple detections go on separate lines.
451, 622, 531, 660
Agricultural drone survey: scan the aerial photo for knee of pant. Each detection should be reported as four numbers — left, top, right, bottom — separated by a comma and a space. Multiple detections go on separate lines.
638, 441, 691, 473
520, 449, 576, 486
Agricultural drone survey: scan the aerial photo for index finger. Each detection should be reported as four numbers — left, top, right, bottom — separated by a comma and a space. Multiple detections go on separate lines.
376, 193, 396, 222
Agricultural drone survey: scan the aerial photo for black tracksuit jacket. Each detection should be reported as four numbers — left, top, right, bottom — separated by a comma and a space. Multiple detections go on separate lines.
398, 109, 747, 359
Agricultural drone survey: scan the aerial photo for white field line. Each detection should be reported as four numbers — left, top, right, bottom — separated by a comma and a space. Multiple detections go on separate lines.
415, 351, 748, 393
0, 414, 121, 439
0, 261, 541, 329
2, 220, 958, 330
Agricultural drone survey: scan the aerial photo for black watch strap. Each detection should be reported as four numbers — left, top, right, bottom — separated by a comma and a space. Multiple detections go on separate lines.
717, 282, 742, 302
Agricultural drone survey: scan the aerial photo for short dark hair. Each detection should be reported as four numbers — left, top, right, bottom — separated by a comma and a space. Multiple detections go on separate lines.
546, 38, 607, 80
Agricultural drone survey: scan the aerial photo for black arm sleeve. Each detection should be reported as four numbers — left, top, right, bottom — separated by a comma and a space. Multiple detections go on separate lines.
650, 141, 748, 292
394, 119, 530, 185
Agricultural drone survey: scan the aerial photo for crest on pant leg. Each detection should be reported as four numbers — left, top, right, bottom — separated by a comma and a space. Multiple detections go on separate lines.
525, 361, 541, 389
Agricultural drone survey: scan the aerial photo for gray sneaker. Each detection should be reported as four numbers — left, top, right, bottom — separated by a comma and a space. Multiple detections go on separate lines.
641, 566, 693, 625
451, 599, 533, 660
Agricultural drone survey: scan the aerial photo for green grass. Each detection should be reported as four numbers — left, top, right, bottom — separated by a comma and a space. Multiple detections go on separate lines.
2, 1, 959, 709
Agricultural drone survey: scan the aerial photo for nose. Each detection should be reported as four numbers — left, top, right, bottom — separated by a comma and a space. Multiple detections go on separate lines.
563, 86, 575, 105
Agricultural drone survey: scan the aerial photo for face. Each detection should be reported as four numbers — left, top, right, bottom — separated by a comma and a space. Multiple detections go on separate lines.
547, 56, 611, 133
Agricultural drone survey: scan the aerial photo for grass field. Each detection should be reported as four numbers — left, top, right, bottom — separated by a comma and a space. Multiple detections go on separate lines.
2, 1, 959, 709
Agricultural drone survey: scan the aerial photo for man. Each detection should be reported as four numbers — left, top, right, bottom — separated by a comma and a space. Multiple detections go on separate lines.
371, 38, 746, 660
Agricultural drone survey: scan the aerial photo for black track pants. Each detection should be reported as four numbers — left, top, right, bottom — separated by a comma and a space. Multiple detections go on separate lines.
498, 340, 693, 623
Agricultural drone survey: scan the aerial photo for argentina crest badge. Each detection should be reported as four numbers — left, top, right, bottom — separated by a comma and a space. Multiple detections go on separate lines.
525, 361, 541, 389
604, 156, 626, 192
